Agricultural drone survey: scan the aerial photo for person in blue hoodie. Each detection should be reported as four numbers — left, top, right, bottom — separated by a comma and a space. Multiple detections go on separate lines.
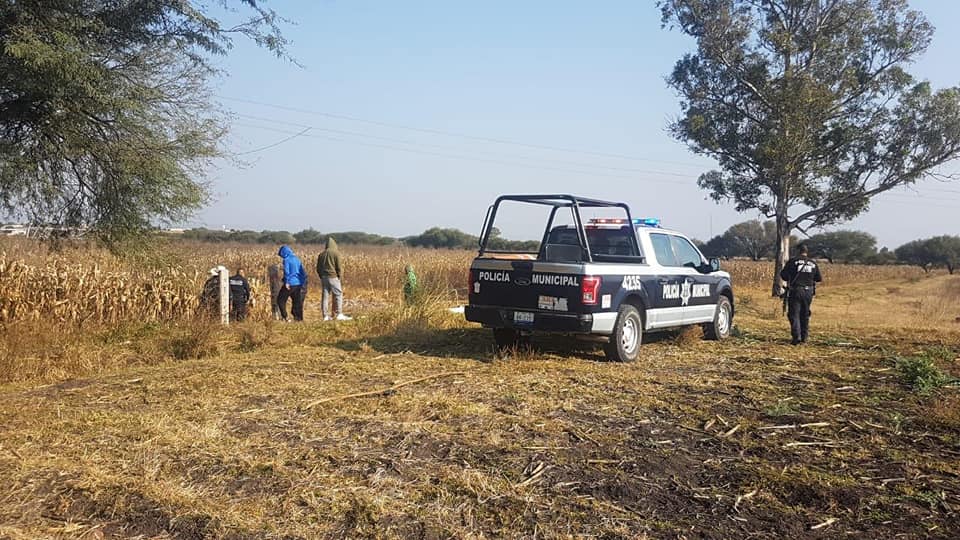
276, 245, 308, 321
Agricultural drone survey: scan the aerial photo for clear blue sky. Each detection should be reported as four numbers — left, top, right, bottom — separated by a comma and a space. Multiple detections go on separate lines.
199, 0, 960, 248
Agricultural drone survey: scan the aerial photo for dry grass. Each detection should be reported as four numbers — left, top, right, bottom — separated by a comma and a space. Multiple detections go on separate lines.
1, 241, 959, 538
1, 238, 943, 386
0, 238, 930, 327
0, 239, 471, 326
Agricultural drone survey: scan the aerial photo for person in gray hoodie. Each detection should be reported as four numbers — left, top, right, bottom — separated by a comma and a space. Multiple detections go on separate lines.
316, 237, 350, 320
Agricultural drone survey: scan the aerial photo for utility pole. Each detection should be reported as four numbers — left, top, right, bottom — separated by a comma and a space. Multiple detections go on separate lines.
218, 266, 230, 325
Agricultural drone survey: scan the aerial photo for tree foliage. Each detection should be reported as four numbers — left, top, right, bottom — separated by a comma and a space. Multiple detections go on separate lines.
866, 247, 898, 266
896, 239, 935, 272
402, 227, 538, 251
701, 234, 738, 259
896, 235, 960, 274
659, 0, 960, 293
293, 228, 325, 244
806, 230, 878, 263
403, 228, 479, 250
725, 220, 776, 261
0, 1, 288, 245
925, 236, 960, 274
700, 219, 785, 260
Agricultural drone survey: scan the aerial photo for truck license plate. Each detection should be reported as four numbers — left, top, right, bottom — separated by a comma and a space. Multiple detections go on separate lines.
513, 311, 534, 324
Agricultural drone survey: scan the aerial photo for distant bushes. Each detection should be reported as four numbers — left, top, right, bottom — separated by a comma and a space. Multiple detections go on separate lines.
173, 226, 959, 270
177, 228, 395, 246
401, 227, 538, 251
895, 236, 960, 274
173, 226, 539, 251
402, 227, 477, 249
696, 220, 959, 271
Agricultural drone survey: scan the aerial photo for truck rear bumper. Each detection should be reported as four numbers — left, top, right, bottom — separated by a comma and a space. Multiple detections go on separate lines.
465, 305, 595, 333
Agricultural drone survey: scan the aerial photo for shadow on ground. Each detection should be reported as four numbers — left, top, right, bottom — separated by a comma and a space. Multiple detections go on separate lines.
331, 325, 690, 364
332, 327, 496, 362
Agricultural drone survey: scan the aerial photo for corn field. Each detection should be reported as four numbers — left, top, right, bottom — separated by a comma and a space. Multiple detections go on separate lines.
0, 240, 928, 326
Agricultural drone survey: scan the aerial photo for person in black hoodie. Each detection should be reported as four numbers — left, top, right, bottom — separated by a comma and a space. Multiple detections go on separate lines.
780, 243, 823, 345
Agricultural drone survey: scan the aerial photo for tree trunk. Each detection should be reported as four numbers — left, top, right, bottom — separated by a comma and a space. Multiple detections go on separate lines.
772, 215, 791, 297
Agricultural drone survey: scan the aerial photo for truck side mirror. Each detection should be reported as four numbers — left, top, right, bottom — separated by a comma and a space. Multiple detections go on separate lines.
709, 258, 720, 272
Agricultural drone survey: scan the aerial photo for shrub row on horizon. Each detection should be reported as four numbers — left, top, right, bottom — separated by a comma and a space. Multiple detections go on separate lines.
172, 222, 959, 274
171, 226, 539, 251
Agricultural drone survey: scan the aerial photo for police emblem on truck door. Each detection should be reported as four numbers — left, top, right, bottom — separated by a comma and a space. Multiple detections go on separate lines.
663, 278, 711, 306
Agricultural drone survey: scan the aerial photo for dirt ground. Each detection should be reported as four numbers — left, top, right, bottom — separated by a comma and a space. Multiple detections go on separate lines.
1, 275, 959, 539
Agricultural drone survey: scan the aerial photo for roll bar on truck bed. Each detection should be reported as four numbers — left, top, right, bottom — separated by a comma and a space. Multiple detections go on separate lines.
477, 194, 642, 264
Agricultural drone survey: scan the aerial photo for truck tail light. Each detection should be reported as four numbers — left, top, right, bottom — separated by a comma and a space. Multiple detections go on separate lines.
581, 276, 601, 305
468, 269, 475, 292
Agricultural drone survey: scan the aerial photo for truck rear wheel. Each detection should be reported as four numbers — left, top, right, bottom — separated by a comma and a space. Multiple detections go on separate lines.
704, 296, 732, 340
604, 304, 642, 362
493, 328, 525, 352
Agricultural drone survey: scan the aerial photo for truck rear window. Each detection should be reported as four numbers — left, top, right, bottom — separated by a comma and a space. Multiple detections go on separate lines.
547, 226, 640, 257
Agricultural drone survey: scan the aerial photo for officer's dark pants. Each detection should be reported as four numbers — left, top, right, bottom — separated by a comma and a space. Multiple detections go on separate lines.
787, 286, 814, 343
277, 285, 304, 321
230, 302, 248, 322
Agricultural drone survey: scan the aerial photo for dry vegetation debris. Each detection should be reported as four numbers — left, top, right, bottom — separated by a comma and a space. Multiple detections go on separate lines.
2, 320, 959, 538
1, 242, 959, 538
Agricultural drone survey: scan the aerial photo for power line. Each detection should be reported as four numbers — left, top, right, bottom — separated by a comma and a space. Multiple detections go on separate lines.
225, 103, 960, 205
231, 120, 960, 211
219, 94, 711, 169
227, 102, 960, 196
880, 194, 960, 208
232, 112, 705, 180
232, 121, 703, 186
877, 199, 960, 210
234, 127, 311, 155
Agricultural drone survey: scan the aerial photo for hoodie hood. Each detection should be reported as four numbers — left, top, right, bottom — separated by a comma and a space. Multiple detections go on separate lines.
278, 245, 306, 287
325, 237, 338, 251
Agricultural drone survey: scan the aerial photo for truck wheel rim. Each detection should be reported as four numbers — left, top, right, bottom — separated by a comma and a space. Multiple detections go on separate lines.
717, 304, 730, 335
622, 317, 638, 354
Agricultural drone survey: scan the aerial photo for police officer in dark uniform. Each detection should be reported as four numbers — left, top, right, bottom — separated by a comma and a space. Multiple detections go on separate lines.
780, 243, 823, 345
229, 267, 251, 321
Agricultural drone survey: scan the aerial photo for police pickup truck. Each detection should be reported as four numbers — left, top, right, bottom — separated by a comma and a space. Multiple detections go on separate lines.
465, 195, 734, 362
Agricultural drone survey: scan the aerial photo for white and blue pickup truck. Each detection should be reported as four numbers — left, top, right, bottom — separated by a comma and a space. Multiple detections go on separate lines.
465, 195, 734, 362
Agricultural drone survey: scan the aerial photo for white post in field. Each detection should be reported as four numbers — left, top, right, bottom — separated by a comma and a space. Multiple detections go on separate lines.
218, 266, 230, 325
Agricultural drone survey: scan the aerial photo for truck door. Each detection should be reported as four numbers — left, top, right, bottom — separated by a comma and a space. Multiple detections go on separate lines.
669, 234, 720, 324
647, 232, 686, 328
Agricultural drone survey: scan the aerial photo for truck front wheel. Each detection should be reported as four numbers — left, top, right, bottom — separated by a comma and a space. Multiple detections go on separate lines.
604, 305, 642, 362
704, 296, 733, 340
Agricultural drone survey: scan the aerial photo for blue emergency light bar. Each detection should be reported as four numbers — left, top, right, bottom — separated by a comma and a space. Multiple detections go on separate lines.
633, 218, 661, 227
